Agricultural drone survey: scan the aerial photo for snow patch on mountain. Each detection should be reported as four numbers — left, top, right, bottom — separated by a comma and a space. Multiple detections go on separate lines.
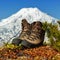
0, 8, 58, 47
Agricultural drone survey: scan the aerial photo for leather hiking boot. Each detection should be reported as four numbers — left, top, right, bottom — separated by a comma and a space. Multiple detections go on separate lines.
19, 19, 31, 40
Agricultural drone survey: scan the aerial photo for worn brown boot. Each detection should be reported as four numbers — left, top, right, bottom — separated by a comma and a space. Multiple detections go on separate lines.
19, 20, 45, 48
19, 19, 31, 40
25, 21, 44, 45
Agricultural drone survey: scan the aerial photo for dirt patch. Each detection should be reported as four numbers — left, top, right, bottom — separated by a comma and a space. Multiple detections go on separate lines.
0, 46, 60, 60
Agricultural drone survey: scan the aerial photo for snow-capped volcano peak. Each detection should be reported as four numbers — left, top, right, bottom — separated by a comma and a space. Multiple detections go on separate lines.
0, 8, 58, 26
0, 8, 58, 47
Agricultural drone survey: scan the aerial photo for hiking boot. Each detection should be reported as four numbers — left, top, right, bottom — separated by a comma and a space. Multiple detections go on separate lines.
19, 19, 31, 40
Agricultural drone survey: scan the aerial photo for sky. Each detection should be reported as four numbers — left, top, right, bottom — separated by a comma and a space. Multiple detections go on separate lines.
0, 0, 60, 20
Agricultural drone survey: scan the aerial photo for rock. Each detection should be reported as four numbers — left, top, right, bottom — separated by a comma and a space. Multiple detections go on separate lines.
12, 38, 22, 46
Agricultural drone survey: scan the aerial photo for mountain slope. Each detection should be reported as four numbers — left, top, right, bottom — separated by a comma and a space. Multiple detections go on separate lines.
0, 8, 58, 47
